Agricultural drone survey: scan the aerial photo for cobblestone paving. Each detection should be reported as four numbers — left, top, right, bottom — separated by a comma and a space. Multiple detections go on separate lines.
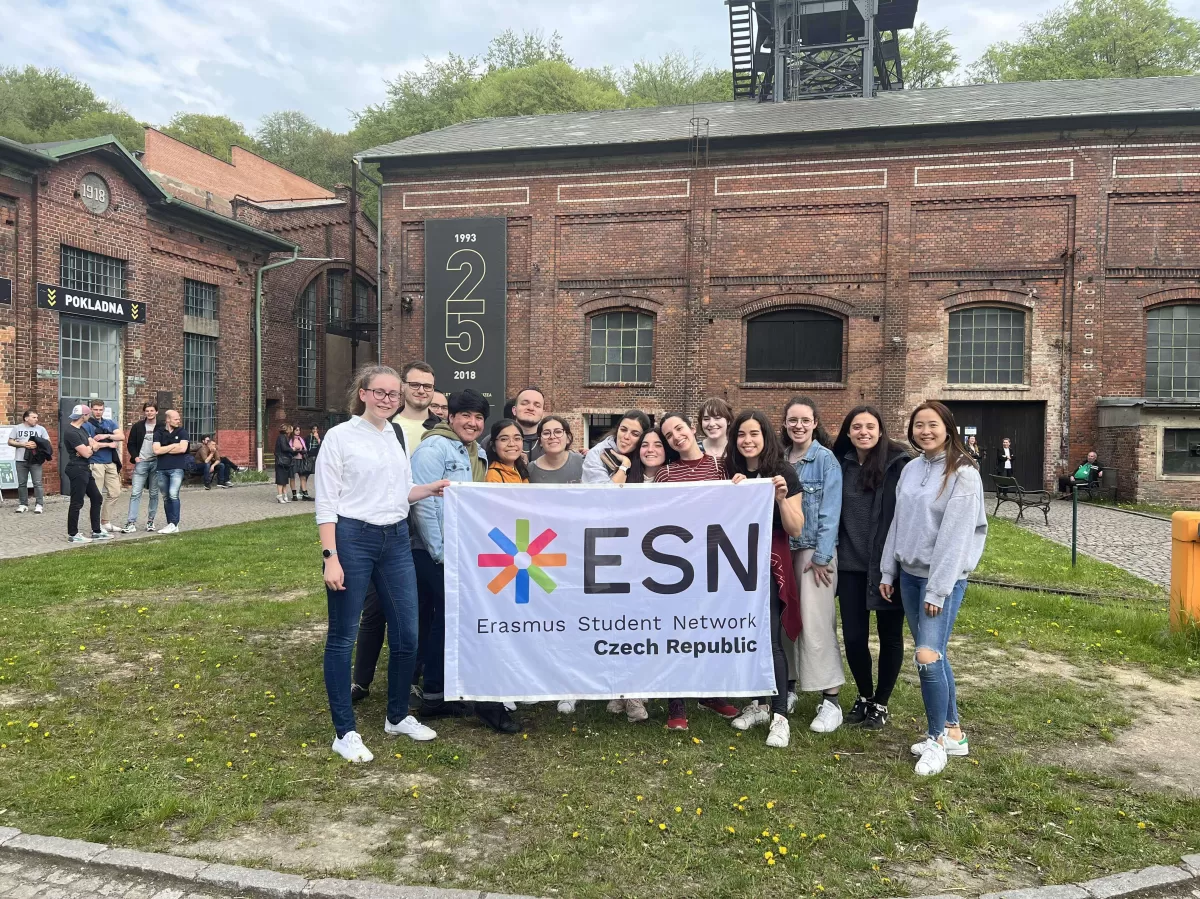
0, 857, 233, 899
991, 496, 1171, 588
0, 483, 309, 561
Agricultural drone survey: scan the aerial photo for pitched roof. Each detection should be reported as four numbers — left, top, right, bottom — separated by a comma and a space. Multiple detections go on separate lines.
358, 75, 1200, 162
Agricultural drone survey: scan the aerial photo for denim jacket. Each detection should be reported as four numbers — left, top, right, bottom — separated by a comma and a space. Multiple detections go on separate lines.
789, 440, 842, 565
408, 433, 486, 564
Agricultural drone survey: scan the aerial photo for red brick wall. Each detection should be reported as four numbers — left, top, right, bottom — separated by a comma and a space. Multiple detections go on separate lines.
378, 126, 1200, 488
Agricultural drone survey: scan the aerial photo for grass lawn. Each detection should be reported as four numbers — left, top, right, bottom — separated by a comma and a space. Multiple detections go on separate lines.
1, 516, 1197, 899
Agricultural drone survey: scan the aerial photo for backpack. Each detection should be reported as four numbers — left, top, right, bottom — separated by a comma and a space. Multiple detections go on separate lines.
390, 422, 407, 453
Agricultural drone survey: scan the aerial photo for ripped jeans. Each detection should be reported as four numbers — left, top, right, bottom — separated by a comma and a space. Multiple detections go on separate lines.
899, 570, 967, 740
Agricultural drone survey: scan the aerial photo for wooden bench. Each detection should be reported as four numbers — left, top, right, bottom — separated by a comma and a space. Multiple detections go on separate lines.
991, 474, 1051, 525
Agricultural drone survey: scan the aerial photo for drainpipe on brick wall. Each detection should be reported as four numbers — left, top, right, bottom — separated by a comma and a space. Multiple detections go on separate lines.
254, 251, 334, 471
353, 157, 384, 360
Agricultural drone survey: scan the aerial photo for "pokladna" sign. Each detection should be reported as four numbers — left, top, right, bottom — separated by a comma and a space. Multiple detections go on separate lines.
37, 283, 147, 324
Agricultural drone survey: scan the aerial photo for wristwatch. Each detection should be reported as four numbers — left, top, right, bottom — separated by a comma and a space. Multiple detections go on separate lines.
322, 549, 337, 559
618, 463, 630, 472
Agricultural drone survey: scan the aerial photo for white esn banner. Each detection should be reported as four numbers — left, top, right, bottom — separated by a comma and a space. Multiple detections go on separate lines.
443, 481, 775, 702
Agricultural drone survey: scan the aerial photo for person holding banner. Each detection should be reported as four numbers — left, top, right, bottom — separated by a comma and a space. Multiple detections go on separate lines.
581, 411, 650, 485
410, 388, 520, 735
485, 420, 530, 483
316, 365, 450, 763
654, 412, 742, 729
879, 401, 987, 777
527, 416, 584, 484
782, 396, 845, 733
831, 406, 911, 732
725, 410, 804, 748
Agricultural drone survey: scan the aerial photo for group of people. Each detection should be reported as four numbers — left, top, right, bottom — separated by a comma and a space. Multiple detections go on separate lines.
8, 400, 238, 542
316, 360, 989, 777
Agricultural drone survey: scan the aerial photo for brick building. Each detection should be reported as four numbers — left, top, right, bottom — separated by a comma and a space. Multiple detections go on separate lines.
0, 133, 294, 494
0, 128, 378, 495
141, 129, 381, 446
361, 76, 1200, 504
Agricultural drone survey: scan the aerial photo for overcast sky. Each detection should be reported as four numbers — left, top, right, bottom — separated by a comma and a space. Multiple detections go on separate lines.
8, 0, 1200, 134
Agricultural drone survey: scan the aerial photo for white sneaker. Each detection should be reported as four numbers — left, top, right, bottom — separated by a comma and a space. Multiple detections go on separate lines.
92, 530, 113, 540
809, 698, 843, 733
557, 700, 577, 714
33, 504, 43, 514
786, 690, 797, 714
67, 534, 92, 544
119, 523, 137, 534
160, 523, 178, 534
331, 730, 374, 763
277, 495, 287, 504
624, 699, 649, 722
384, 715, 437, 742
15, 505, 27, 514
766, 713, 791, 748
103, 522, 116, 532
731, 701, 770, 731
915, 739, 948, 776
911, 731, 969, 757
606, 699, 626, 714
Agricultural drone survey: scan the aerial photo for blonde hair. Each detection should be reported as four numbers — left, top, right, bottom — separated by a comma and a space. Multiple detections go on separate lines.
347, 364, 402, 416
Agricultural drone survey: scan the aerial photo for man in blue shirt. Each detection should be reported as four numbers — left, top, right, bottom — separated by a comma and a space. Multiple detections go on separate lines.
83, 399, 124, 533
153, 409, 190, 535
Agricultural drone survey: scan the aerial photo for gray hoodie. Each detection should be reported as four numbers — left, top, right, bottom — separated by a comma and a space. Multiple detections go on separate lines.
879, 452, 987, 607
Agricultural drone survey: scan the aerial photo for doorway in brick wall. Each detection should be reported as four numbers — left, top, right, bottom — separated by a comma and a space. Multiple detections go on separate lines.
941, 400, 1046, 489
57, 315, 123, 493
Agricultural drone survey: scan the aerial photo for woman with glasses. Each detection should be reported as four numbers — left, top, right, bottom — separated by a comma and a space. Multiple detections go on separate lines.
485, 419, 530, 483
316, 364, 450, 763
528, 415, 584, 484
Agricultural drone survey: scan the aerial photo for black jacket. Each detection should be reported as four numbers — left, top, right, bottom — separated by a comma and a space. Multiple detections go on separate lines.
841, 447, 911, 610
126, 419, 155, 467
275, 434, 296, 466
28, 434, 53, 466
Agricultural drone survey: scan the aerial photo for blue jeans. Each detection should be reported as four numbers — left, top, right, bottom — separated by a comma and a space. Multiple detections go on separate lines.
202, 460, 230, 486
411, 548, 446, 701
156, 468, 184, 525
127, 459, 159, 524
325, 518, 420, 737
899, 570, 967, 740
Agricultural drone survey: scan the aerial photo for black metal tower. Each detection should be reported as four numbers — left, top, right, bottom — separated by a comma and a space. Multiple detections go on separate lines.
727, 0, 917, 102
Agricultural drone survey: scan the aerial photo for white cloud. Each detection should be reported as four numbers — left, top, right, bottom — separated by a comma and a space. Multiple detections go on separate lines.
6, 0, 1200, 135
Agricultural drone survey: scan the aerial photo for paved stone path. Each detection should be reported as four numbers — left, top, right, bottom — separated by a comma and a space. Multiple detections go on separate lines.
0, 856, 236, 899
0, 482, 309, 561
991, 497, 1171, 588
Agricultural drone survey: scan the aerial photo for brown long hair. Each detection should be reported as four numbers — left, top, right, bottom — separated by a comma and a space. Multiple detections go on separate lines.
832, 405, 911, 492
780, 395, 832, 451
907, 400, 977, 496
725, 410, 788, 480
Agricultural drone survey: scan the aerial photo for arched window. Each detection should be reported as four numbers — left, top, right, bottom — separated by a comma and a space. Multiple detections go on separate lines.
948, 307, 1025, 385
745, 308, 843, 383
590, 311, 654, 383
1147, 304, 1200, 399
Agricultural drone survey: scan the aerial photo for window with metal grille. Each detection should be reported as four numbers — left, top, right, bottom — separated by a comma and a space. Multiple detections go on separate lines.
60, 317, 121, 409
745, 308, 843, 382
327, 271, 344, 325
947, 307, 1026, 385
589, 311, 654, 383
61, 245, 126, 298
184, 333, 218, 437
185, 279, 218, 319
1163, 428, 1200, 476
1147, 304, 1200, 399
298, 282, 318, 407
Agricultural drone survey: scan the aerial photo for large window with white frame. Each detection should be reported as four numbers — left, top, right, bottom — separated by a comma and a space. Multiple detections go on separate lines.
947, 307, 1026, 385
1147, 304, 1200, 400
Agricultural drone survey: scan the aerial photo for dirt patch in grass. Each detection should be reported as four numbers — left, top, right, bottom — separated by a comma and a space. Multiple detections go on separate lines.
76, 650, 139, 684
0, 689, 56, 709
892, 855, 1041, 897
954, 642, 1200, 796
256, 621, 327, 648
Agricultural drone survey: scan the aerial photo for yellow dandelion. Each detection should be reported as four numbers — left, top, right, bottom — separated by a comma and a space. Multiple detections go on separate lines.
523, 734, 528, 740
1137, 822, 1146, 829
249, 732, 258, 738
571, 831, 580, 839
692, 737, 702, 744
739, 796, 748, 802
727, 827, 736, 834
659, 823, 667, 831
186, 757, 193, 763
226, 761, 232, 768
675, 806, 682, 813
766, 801, 775, 809
779, 847, 788, 855
762, 830, 770, 837
636, 795, 644, 802
28, 722, 38, 729
696, 808, 702, 816
817, 833, 826, 840
767, 858, 776, 866
773, 835, 780, 843
412, 791, 419, 798
764, 851, 773, 859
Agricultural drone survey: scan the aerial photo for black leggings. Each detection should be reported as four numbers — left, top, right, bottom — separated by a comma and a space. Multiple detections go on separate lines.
766, 579, 788, 716
837, 571, 904, 706
67, 466, 102, 537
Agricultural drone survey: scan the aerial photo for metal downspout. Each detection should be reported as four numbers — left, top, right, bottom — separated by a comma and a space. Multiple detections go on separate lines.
353, 157, 384, 361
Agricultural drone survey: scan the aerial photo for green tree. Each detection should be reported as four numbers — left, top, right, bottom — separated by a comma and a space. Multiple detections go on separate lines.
621, 52, 733, 106
0, 66, 143, 148
484, 29, 568, 72
967, 0, 1200, 82
352, 53, 480, 148
458, 59, 626, 119
161, 112, 259, 161
899, 23, 960, 89
257, 110, 356, 190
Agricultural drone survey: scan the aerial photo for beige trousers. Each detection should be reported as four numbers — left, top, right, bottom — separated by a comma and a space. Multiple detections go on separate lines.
90, 462, 123, 523
784, 547, 846, 693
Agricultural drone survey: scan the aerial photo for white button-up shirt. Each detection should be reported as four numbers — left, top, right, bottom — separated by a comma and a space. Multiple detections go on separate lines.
314, 416, 414, 526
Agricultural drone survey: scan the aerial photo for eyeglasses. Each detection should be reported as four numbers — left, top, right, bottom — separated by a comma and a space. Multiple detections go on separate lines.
541, 429, 566, 439
367, 388, 402, 402
786, 418, 816, 427
496, 435, 523, 443
404, 381, 436, 393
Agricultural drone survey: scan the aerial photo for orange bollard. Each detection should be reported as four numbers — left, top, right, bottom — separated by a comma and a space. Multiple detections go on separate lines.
1170, 512, 1200, 632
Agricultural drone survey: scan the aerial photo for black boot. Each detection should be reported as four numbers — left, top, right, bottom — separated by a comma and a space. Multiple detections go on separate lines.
350, 683, 370, 704
418, 698, 470, 718
476, 702, 519, 734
